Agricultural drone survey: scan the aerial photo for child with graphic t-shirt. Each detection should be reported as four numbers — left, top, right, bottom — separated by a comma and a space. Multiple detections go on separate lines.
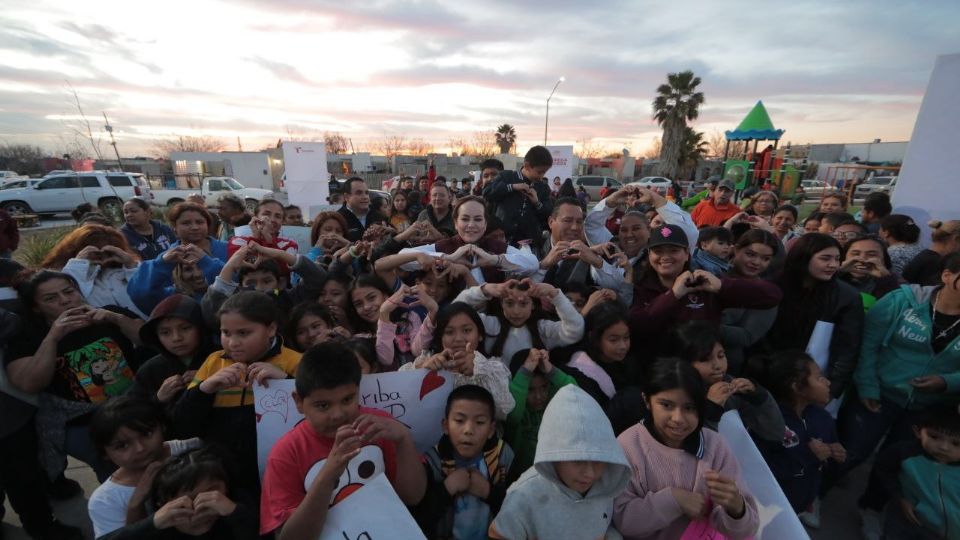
259, 342, 426, 538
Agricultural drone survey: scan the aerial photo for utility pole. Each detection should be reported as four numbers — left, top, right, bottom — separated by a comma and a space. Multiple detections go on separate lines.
237, 136, 243, 152
544, 76, 565, 146
103, 112, 123, 171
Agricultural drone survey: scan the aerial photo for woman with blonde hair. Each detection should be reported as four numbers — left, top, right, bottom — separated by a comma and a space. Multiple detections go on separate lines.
902, 219, 960, 286
44, 224, 147, 318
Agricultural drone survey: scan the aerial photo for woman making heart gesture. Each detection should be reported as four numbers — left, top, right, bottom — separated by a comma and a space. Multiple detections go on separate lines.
629, 224, 783, 364
393, 196, 539, 284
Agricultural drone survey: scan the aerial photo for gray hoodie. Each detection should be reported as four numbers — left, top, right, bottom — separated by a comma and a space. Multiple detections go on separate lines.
490, 385, 630, 540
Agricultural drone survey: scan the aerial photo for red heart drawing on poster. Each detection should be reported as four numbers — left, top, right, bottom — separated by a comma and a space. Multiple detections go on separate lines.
419, 371, 445, 400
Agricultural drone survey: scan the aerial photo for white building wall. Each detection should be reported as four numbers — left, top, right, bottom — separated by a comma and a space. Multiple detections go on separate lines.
838, 142, 908, 163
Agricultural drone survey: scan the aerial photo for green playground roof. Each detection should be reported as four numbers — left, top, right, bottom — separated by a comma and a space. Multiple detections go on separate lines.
725, 100, 785, 141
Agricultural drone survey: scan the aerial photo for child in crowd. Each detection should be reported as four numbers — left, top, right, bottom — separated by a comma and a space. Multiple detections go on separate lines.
403, 302, 515, 419
260, 342, 425, 538
316, 272, 353, 331
87, 396, 202, 538
285, 302, 349, 352
690, 226, 733, 276
491, 385, 630, 540
875, 405, 960, 540
453, 278, 584, 368
667, 321, 785, 443
377, 281, 434, 368
128, 295, 213, 407
102, 447, 257, 540
201, 242, 327, 329
504, 348, 578, 479
750, 351, 843, 527
613, 357, 759, 540
564, 302, 646, 434
227, 199, 299, 278
172, 291, 301, 497
348, 273, 394, 336
342, 337, 382, 374
417, 385, 515, 540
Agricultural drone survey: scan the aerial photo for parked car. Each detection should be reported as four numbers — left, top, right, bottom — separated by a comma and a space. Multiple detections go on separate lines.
854, 176, 897, 199
0, 171, 151, 216
0, 171, 23, 180
797, 179, 840, 200
1, 179, 41, 190
151, 176, 272, 211
628, 176, 673, 195
571, 176, 623, 200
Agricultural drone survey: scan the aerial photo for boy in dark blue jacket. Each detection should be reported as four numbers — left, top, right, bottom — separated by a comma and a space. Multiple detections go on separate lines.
482, 145, 553, 252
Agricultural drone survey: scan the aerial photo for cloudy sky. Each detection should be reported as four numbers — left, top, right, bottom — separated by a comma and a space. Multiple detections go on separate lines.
0, 0, 957, 157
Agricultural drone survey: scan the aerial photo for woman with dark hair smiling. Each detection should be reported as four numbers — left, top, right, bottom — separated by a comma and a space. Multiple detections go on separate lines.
764, 233, 864, 398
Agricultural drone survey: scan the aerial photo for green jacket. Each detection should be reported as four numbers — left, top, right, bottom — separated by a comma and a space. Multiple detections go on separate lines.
505, 367, 577, 478
877, 440, 960, 540
854, 284, 960, 409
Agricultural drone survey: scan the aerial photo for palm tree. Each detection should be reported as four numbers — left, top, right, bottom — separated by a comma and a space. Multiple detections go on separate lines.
495, 124, 517, 155
652, 70, 705, 179
677, 127, 708, 180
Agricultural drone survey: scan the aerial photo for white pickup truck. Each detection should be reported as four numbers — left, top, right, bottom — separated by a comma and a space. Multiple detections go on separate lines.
151, 176, 273, 210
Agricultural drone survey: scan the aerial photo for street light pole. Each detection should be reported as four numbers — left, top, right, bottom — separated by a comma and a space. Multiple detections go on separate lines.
544, 76, 565, 146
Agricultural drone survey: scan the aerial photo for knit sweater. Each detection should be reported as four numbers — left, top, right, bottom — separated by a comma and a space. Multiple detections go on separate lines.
613, 423, 759, 540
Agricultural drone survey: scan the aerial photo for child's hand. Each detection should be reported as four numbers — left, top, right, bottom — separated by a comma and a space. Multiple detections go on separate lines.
192, 490, 236, 519
704, 470, 746, 518
481, 279, 520, 299
198, 362, 246, 394
153, 495, 194, 530
466, 469, 491, 499
247, 362, 286, 388
522, 349, 541, 372
808, 438, 832, 462
443, 468, 471, 496
321, 424, 363, 482
539, 351, 555, 374
706, 381, 735, 406
413, 284, 440, 320
380, 285, 413, 320
670, 488, 706, 520
899, 498, 921, 526
416, 351, 449, 371
353, 413, 410, 444
157, 374, 187, 402
828, 442, 847, 463
729, 378, 755, 394
445, 342, 475, 376
128, 461, 164, 513
522, 278, 558, 299
911, 376, 947, 393
582, 288, 616, 316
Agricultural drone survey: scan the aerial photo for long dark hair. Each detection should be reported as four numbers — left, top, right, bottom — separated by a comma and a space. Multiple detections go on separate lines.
348, 274, 393, 333
286, 302, 336, 352
779, 233, 841, 293
430, 302, 487, 356
644, 357, 706, 431
583, 302, 630, 362
485, 293, 545, 358
15, 270, 82, 323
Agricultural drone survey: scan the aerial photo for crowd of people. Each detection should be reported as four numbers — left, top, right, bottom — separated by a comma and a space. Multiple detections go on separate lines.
0, 144, 959, 540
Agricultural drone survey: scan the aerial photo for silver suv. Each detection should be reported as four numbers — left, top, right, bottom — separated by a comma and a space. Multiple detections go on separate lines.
0, 171, 152, 216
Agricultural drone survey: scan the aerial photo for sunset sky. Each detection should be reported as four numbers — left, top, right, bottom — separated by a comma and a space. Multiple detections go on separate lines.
0, 0, 957, 157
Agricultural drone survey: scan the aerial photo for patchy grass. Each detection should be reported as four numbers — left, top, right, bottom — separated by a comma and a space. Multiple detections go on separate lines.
13, 226, 72, 268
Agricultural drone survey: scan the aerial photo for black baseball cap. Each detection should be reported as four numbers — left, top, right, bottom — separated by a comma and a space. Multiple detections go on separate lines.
647, 224, 689, 249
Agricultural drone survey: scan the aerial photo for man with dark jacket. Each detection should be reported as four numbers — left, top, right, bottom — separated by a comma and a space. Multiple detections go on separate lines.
483, 146, 554, 251
416, 183, 455, 238
337, 177, 386, 241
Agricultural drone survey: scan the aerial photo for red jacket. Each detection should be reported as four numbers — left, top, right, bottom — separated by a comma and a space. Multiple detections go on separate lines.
690, 199, 742, 228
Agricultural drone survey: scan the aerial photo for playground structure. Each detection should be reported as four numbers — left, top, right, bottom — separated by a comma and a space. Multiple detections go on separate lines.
721, 101, 803, 197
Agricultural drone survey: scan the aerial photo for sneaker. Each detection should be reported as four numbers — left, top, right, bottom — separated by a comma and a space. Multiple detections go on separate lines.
860, 508, 883, 540
45, 474, 82, 501
25, 520, 84, 540
798, 498, 821, 529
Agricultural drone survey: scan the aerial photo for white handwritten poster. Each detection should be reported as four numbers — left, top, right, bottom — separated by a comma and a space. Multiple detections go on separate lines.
318, 472, 426, 540
254, 369, 454, 475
